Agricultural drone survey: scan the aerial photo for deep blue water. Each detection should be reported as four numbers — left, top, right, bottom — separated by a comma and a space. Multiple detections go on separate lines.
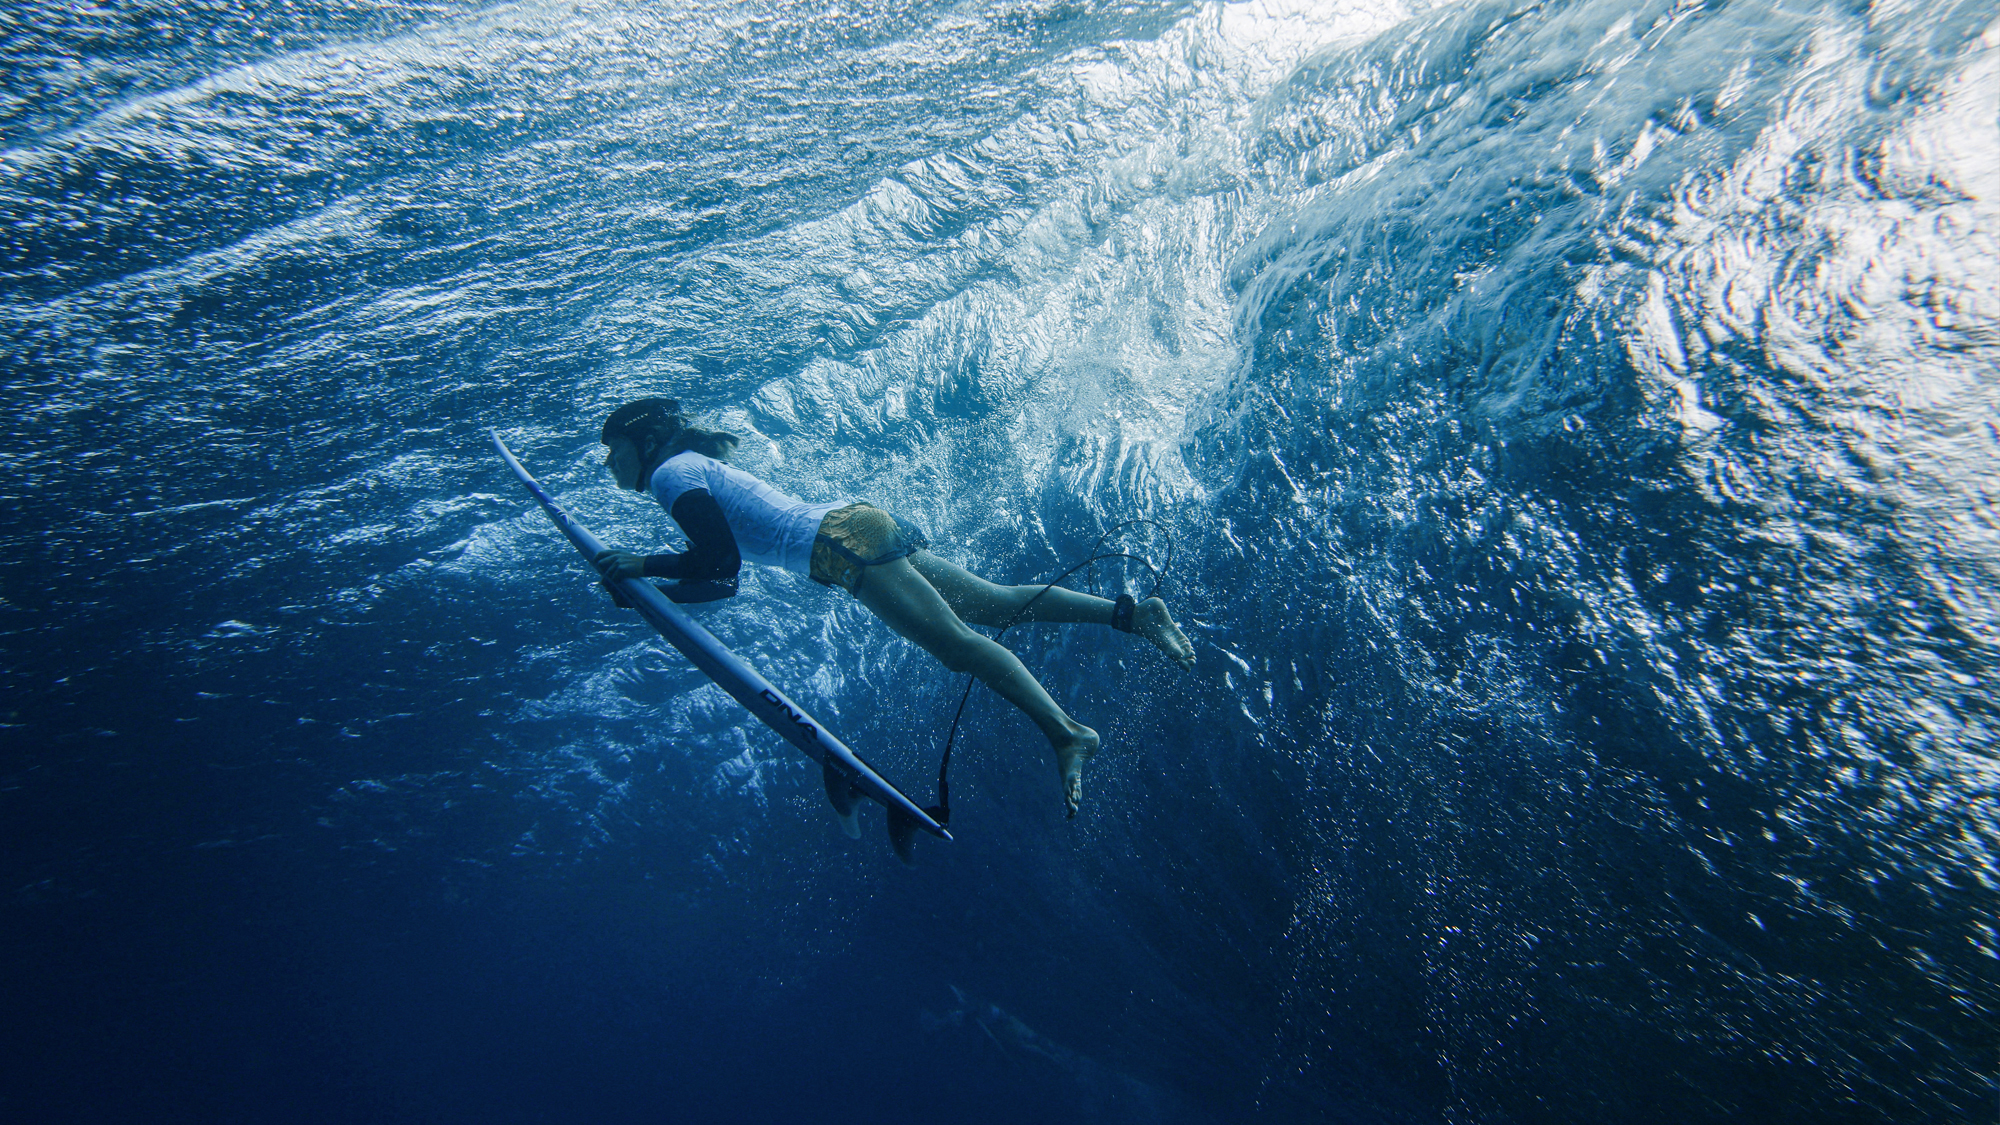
3, 0, 1996, 1121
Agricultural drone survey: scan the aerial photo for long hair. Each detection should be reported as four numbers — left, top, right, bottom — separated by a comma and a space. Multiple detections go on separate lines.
602, 397, 740, 466
657, 422, 739, 461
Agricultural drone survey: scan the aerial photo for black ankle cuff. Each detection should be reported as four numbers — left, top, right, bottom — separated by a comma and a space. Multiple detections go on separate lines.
1111, 593, 1137, 633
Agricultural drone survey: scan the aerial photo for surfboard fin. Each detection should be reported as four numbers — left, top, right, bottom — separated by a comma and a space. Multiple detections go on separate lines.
887, 808, 921, 865
822, 760, 862, 839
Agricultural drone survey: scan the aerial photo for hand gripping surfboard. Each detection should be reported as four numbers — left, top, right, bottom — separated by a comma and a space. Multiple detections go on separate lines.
492, 431, 950, 856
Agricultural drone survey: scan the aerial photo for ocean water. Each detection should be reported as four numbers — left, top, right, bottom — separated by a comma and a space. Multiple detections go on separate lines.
3, 0, 1995, 1121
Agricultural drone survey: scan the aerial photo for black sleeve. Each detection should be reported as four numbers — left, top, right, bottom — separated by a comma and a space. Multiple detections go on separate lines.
640, 489, 742, 583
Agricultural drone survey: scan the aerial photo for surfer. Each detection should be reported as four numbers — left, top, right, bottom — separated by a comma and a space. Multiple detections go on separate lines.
590, 398, 1196, 818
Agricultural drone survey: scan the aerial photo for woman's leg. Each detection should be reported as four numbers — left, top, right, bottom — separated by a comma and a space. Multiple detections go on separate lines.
852, 558, 1098, 816
910, 552, 1109, 627
910, 552, 1196, 669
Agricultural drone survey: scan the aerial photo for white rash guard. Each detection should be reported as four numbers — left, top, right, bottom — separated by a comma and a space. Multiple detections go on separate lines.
648, 451, 842, 576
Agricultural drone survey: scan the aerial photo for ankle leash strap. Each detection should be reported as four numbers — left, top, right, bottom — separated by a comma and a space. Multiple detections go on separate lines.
1111, 593, 1137, 633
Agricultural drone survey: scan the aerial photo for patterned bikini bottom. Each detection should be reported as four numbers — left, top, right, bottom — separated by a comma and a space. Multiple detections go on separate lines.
809, 503, 930, 594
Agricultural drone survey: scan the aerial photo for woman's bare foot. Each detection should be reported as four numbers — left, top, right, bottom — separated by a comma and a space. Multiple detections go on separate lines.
1053, 725, 1100, 819
1135, 597, 1195, 670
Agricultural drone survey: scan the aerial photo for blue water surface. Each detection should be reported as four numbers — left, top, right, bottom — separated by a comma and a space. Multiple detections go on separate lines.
3, 0, 1996, 1121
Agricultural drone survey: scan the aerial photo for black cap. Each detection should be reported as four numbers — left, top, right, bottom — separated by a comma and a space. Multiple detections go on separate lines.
600, 398, 682, 447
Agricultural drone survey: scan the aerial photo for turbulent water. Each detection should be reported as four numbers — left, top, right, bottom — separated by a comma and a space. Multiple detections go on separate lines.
3, 0, 1996, 1121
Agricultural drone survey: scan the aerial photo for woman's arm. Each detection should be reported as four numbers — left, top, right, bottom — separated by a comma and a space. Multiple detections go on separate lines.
643, 489, 741, 581
593, 489, 742, 600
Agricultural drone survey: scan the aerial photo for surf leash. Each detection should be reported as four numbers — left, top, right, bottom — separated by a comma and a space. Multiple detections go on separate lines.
926, 519, 1174, 826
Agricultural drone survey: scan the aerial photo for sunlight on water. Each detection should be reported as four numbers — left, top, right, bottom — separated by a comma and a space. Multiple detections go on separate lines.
2, 0, 1994, 1120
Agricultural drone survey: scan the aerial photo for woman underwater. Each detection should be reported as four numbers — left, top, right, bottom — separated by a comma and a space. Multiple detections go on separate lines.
590, 398, 1197, 818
